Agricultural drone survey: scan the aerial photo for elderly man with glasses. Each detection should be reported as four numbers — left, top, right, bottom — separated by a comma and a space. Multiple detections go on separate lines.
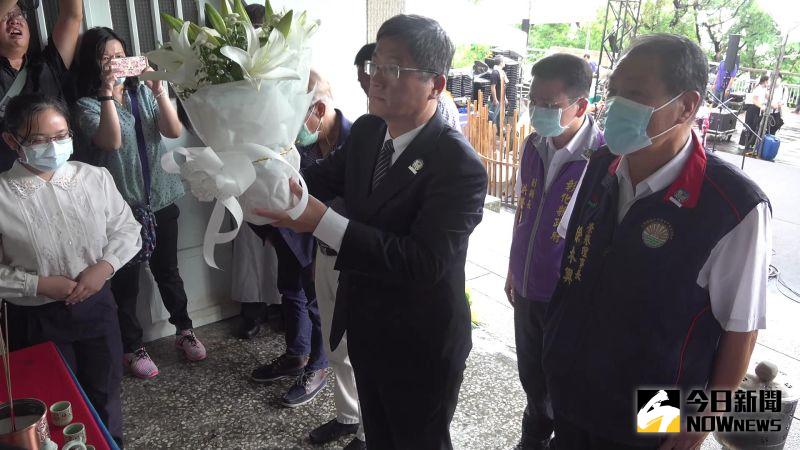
257, 14, 488, 450
0, 0, 82, 173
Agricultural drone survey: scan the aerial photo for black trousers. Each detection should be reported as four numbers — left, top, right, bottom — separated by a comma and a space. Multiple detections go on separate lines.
6, 287, 124, 444
738, 104, 762, 149
350, 346, 463, 450
514, 296, 553, 443
111, 203, 193, 353
552, 414, 661, 450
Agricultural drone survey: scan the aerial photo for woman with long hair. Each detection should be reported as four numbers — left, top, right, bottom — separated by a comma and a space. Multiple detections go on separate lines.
0, 93, 141, 446
73, 27, 207, 380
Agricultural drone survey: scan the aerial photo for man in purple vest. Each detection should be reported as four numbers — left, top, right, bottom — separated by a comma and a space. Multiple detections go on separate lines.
546, 34, 770, 448
505, 53, 603, 450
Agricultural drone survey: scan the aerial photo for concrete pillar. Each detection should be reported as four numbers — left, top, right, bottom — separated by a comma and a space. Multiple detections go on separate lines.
366, 0, 405, 41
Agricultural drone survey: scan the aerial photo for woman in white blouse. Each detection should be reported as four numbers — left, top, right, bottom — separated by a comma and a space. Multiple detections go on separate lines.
0, 94, 141, 447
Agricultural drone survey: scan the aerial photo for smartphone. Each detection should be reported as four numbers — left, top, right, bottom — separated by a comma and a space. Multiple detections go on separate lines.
109, 56, 149, 77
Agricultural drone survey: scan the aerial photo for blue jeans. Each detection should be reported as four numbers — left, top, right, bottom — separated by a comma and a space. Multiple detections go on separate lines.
274, 233, 328, 371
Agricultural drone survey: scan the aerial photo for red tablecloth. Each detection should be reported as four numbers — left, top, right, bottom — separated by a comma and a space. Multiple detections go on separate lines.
0, 342, 114, 449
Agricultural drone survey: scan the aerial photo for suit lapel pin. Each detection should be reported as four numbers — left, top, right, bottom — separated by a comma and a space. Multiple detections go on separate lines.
408, 159, 424, 174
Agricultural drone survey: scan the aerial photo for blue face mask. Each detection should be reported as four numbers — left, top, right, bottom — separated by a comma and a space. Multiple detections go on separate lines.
530, 101, 578, 137
603, 93, 684, 156
115, 76, 126, 86
296, 109, 322, 146
19, 138, 74, 172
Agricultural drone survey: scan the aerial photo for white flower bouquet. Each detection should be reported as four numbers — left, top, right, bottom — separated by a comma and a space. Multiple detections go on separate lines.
140, 0, 318, 268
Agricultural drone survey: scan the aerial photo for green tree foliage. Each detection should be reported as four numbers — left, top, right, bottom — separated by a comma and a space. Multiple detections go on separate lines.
525, 0, 783, 71
452, 43, 493, 69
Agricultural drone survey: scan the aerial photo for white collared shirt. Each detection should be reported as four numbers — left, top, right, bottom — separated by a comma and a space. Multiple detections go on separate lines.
314, 120, 429, 252
515, 116, 592, 196
615, 136, 694, 223
0, 161, 142, 306
557, 137, 771, 332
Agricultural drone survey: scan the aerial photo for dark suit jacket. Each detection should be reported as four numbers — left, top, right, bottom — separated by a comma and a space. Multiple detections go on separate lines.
303, 112, 488, 374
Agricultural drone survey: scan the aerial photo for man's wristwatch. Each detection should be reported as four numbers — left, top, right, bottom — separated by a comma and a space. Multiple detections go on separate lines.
97, 95, 114, 102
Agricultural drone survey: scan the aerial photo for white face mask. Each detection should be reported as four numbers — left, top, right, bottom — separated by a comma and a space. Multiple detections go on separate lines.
19, 138, 74, 172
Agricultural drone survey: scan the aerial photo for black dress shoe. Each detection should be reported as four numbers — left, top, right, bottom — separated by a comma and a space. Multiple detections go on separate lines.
343, 437, 366, 450
309, 418, 359, 444
238, 320, 261, 339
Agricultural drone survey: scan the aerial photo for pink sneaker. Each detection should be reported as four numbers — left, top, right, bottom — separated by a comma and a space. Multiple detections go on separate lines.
124, 348, 159, 379
175, 329, 207, 361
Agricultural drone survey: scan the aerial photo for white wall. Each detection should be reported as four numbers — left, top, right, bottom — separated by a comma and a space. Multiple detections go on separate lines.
270, 0, 369, 120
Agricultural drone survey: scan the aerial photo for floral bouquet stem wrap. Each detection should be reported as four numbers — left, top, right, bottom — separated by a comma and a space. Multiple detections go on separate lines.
140, 0, 319, 268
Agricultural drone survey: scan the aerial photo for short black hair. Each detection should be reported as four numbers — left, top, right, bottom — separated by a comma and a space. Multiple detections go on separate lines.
5, 94, 70, 139
376, 15, 454, 75
493, 55, 504, 66
759, 75, 769, 84
245, 4, 266, 27
622, 33, 708, 97
354, 43, 376, 67
531, 53, 593, 98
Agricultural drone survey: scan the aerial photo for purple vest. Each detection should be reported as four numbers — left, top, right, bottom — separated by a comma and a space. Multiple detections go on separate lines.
510, 123, 604, 301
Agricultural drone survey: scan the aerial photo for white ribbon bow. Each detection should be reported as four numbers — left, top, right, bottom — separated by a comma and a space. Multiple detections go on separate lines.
162, 144, 309, 269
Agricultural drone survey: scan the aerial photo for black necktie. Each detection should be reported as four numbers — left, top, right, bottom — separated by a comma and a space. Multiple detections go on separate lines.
372, 139, 395, 190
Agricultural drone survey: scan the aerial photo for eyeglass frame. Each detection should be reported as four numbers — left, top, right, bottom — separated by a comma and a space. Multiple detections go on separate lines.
15, 130, 73, 147
363, 60, 440, 80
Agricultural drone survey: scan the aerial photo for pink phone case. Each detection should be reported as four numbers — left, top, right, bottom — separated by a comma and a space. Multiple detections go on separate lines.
110, 56, 148, 77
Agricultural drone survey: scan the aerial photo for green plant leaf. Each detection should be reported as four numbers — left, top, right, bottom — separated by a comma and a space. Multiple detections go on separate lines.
275, 10, 293, 37
220, 0, 233, 16
205, 3, 227, 35
187, 22, 203, 42
264, 0, 274, 18
160, 13, 183, 33
234, 0, 251, 25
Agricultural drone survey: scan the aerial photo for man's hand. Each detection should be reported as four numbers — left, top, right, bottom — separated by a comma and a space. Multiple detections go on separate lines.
504, 270, 515, 306
253, 179, 327, 233
658, 431, 708, 450
64, 261, 114, 305
37, 276, 77, 300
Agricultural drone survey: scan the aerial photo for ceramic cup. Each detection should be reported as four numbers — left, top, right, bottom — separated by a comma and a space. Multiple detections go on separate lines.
62, 440, 86, 450
49, 401, 72, 427
62, 422, 85, 444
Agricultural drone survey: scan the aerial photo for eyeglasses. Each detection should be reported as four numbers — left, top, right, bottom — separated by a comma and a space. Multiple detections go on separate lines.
364, 61, 439, 80
18, 131, 73, 147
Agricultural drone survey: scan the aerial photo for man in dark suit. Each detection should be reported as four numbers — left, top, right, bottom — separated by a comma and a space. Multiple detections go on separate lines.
257, 14, 488, 450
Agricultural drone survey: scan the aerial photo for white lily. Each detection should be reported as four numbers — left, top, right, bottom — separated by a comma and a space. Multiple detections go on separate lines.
142, 22, 202, 90
286, 11, 319, 51
220, 22, 299, 89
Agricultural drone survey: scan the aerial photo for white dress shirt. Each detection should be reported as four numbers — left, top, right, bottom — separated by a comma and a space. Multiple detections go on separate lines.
314, 121, 428, 251
557, 137, 771, 332
515, 116, 592, 196
0, 161, 142, 306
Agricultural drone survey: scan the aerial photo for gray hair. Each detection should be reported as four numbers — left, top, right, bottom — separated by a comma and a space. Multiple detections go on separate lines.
376, 14, 454, 76
622, 33, 708, 97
